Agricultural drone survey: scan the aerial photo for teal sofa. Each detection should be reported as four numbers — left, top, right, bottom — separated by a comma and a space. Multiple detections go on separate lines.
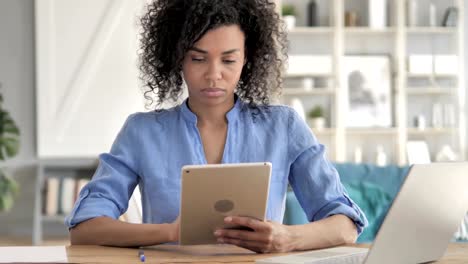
283, 163, 410, 243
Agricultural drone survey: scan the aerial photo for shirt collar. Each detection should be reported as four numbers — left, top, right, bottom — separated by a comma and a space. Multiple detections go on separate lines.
180, 95, 243, 124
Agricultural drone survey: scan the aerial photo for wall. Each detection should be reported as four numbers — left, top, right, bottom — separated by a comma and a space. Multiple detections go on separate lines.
0, 0, 39, 237
35, 0, 147, 158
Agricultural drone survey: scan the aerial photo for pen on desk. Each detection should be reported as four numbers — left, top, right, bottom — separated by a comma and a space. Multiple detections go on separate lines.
138, 249, 146, 262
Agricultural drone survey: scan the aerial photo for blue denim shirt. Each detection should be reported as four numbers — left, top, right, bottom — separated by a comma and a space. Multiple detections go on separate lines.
65, 98, 368, 233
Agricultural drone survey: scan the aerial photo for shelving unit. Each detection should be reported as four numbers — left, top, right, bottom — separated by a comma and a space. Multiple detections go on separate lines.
32, 158, 97, 245
277, 0, 465, 165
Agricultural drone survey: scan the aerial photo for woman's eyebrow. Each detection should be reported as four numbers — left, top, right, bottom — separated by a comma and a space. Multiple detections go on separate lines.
189, 47, 241, 55
221, 49, 241, 55
189, 47, 207, 53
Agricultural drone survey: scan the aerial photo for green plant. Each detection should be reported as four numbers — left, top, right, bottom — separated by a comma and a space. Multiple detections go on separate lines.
308, 106, 324, 119
0, 173, 18, 211
0, 90, 20, 211
282, 4, 296, 16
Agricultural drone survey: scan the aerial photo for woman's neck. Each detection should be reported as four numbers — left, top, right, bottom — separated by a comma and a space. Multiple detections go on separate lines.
187, 97, 235, 126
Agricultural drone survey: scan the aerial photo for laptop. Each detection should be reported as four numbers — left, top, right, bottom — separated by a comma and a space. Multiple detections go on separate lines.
257, 162, 468, 264
179, 162, 272, 245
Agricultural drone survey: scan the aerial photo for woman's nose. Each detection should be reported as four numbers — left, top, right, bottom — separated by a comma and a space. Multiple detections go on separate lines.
205, 62, 222, 82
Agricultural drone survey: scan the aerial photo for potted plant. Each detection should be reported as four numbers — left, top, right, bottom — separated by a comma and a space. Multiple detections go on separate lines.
282, 4, 297, 30
307, 105, 326, 130
0, 91, 20, 212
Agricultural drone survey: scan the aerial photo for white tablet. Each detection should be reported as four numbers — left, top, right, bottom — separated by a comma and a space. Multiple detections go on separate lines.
179, 162, 272, 245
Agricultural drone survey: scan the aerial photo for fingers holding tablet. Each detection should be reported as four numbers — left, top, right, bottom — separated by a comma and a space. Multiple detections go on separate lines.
214, 216, 294, 253
224, 216, 267, 232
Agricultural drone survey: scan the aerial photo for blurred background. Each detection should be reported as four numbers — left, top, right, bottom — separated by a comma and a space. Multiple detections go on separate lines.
0, 0, 467, 246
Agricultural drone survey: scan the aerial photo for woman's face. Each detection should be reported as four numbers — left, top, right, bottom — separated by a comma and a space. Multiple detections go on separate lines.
182, 25, 245, 107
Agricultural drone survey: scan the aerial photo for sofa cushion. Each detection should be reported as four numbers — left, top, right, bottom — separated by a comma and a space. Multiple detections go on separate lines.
336, 163, 410, 242
283, 162, 410, 243
334, 163, 409, 199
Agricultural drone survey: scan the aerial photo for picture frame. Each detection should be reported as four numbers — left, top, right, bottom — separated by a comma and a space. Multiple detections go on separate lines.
342, 55, 392, 128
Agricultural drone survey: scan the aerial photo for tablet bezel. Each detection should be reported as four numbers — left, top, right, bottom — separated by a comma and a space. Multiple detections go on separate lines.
179, 162, 272, 245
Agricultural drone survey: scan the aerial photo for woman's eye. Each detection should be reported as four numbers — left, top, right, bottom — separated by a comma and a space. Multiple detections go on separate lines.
223, 60, 236, 64
191, 57, 205, 62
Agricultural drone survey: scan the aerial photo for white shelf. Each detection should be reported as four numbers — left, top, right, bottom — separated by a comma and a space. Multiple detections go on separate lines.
345, 128, 398, 135
42, 215, 67, 223
0, 159, 38, 168
288, 27, 333, 34
290, 26, 456, 35
282, 88, 334, 96
285, 73, 333, 78
407, 87, 457, 95
39, 157, 99, 168
406, 27, 457, 34
407, 128, 456, 135
407, 73, 458, 78
344, 27, 396, 34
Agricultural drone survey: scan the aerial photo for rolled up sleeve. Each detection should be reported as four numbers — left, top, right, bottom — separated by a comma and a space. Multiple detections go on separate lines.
287, 109, 368, 234
65, 114, 141, 228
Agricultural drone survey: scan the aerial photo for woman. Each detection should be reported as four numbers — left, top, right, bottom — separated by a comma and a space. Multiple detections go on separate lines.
67, 0, 367, 253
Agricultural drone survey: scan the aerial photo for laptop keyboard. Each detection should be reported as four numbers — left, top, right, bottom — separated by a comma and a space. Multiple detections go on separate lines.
256, 247, 368, 264
301, 252, 367, 264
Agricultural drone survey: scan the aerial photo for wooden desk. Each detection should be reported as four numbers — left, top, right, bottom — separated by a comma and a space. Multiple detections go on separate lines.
65, 243, 468, 263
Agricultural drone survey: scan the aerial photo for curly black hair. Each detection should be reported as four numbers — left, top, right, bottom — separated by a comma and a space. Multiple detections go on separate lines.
139, 0, 288, 108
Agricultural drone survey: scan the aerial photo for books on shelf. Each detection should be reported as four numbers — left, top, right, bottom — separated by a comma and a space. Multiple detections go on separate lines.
44, 177, 59, 216
60, 178, 76, 215
75, 178, 89, 202
43, 177, 90, 217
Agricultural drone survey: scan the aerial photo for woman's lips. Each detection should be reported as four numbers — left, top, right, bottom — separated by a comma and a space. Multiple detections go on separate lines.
201, 88, 225, 97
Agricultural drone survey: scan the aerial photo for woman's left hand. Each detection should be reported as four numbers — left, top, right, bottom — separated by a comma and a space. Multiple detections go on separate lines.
214, 216, 296, 253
